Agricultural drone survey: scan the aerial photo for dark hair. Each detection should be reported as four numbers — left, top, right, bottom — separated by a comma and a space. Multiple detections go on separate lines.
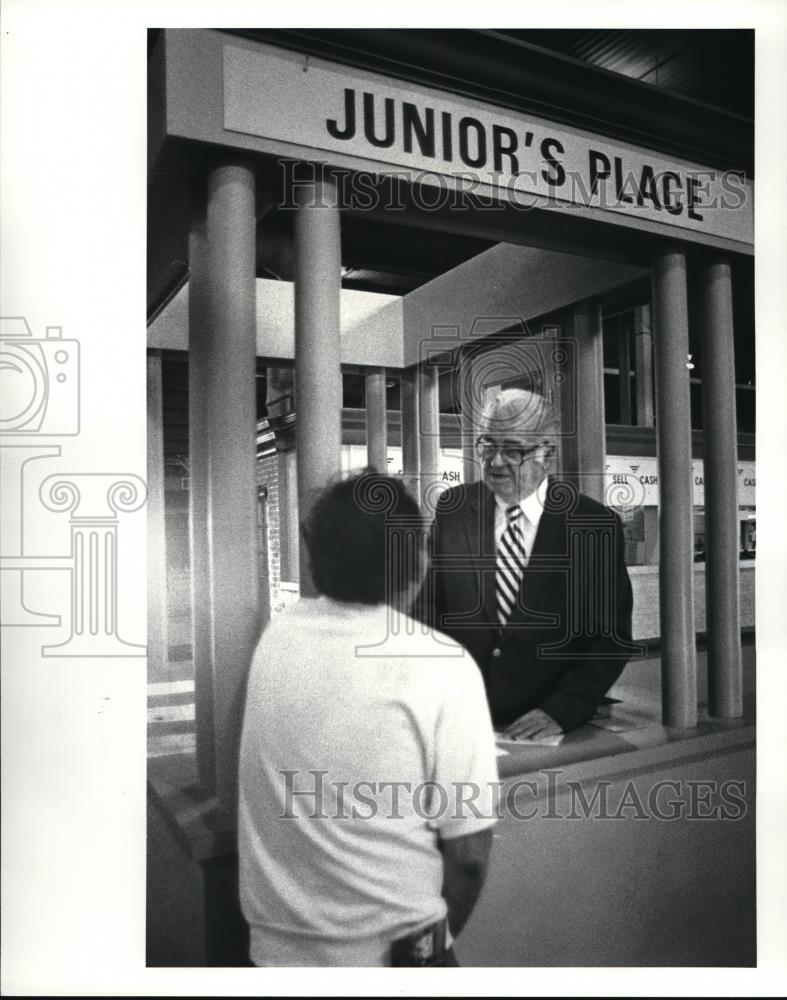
303, 472, 425, 604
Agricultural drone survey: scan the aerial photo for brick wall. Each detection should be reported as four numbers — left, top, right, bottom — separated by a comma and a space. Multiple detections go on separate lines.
256, 451, 284, 614
256, 449, 302, 615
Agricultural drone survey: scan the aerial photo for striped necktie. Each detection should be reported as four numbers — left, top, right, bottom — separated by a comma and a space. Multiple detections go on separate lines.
496, 505, 526, 626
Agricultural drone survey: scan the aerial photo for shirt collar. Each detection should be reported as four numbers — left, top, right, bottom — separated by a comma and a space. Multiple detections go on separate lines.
494, 477, 549, 525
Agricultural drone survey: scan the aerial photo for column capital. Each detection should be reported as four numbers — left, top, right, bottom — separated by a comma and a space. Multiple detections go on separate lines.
698, 250, 733, 269
39, 473, 146, 520
651, 241, 689, 261
292, 168, 342, 211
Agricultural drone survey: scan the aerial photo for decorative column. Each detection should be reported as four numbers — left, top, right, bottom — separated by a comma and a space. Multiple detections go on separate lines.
697, 256, 743, 717
39, 474, 147, 656
400, 369, 420, 497
540, 505, 643, 660
652, 247, 697, 728
293, 170, 342, 595
573, 299, 606, 504
418, 364, 440, 510
618, 317, 633, 426
365, 367, 388, 473
147, 350, 168, 675
189, 160, 261, 806
458, 348, 479, 486
634, 304, 655, 427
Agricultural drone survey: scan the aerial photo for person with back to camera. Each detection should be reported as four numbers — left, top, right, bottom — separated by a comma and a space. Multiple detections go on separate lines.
238, 472, 499, 966
423, 388, 635, 741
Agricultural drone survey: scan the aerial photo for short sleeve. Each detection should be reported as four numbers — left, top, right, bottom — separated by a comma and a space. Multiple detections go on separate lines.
428, 661, 500, 840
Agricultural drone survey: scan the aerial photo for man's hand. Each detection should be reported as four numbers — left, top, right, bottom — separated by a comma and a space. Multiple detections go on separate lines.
504, 708, 563, 741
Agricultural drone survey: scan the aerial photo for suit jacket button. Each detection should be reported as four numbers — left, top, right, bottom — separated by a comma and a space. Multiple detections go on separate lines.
492, 648, 501, 658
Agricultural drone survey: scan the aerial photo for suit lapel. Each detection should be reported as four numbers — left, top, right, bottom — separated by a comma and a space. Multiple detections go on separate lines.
528, 477, 567, 561
463, 483, 497, 623
528, 507, 563, 561
509, 479, 566, 624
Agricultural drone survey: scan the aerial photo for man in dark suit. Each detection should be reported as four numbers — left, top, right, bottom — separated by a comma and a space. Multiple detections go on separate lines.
423, 388, 636, 740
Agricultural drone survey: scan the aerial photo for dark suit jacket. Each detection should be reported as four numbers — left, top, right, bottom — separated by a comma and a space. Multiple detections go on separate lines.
422, 478, 636, 732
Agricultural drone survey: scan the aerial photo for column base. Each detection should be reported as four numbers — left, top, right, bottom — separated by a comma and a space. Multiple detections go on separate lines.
42, 634, 147, 657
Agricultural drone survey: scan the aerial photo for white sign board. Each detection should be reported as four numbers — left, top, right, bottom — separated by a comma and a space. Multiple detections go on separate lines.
340, 447, 756, 510
341, 445, 462, 492
223, 41, 753, 246
604, 455, 756, 508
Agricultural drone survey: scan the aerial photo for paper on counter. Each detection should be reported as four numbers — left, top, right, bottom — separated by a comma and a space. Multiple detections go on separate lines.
495, 732, 565, 748
588, 713, 649, 733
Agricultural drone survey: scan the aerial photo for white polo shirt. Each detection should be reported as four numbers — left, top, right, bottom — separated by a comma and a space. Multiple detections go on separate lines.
238, 596, 499, 966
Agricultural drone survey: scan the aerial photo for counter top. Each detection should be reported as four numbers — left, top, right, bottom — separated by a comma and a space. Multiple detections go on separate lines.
149, 681, 754, 862
494, 685, 754, 789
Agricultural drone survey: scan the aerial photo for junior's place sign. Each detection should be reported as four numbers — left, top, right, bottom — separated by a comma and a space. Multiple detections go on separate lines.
221, 40, 752, 246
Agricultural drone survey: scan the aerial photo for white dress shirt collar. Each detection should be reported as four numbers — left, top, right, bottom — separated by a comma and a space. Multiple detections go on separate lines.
494, 477, 548, 526
493, 477, 549, 553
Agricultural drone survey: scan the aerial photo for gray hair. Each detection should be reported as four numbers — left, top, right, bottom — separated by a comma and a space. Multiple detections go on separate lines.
480, 388, 558, 438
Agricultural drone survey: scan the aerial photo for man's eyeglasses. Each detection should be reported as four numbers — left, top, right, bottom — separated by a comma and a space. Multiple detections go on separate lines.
475, 436, 544, 465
